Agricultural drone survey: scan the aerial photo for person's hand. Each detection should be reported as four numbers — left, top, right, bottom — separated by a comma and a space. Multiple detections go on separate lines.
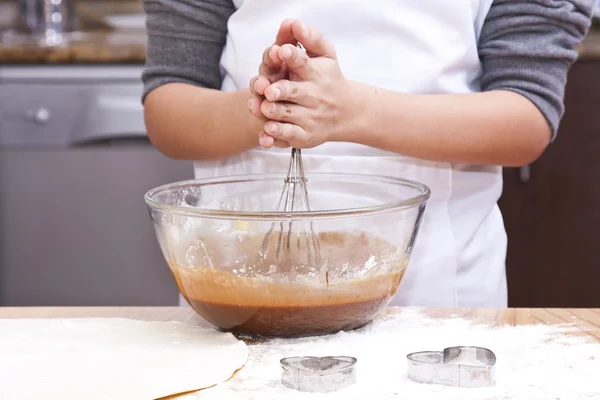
248, 19, 299, 148
249, 19, 295, 98
248, 20, 358, 149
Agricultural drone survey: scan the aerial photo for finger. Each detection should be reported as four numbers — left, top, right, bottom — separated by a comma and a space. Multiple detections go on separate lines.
247, 96, 264, 119
264, 121, 308, 146
291, 20, 336, 59
264, 80, 313, 106
277, 44, 313, 80
259, 133, 274, 149
249, 75, 271, 96
259, 133, 290, 149
259, 45, 283, 76
273, 139, 291, 148
275, 18, 297, 46
260, 100, 307, 124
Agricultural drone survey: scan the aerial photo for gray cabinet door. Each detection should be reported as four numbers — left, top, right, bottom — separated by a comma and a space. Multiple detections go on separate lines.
0, 84, 90, 147
0, 146, 194, 306
0, 82, 194, 306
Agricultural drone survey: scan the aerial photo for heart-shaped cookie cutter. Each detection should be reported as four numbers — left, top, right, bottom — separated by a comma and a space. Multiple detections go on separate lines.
406, 346, 496, 388
280, 356, 357, 393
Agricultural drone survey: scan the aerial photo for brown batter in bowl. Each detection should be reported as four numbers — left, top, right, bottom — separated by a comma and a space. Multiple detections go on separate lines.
144, 173, 430, 338
169, 231, 406, 337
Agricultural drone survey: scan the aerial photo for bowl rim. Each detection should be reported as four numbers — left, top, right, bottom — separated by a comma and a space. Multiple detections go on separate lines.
144, 172, 431, 220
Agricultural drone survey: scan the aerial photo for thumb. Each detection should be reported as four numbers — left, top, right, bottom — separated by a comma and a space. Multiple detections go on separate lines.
290, 20, 336, 59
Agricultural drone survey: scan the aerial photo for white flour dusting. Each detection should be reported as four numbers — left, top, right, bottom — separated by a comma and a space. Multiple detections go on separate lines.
182, 308, 600, 399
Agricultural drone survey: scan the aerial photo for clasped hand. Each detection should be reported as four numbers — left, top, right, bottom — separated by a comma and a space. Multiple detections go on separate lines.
248, 19, 358, 149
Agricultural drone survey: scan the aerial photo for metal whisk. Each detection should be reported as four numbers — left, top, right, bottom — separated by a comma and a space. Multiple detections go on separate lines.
262, 147, 321, 267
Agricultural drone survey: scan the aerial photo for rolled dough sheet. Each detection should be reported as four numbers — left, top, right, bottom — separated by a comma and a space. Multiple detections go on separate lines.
0, 318, 248, 400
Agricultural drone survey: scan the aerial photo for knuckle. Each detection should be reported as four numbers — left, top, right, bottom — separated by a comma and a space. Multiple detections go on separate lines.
282, 106, 293, 121
316, 94, 328, 105
298, 54, 309, 67
282, 83, 299, 102
292, 51, 307, 67
291, 84, 299, 97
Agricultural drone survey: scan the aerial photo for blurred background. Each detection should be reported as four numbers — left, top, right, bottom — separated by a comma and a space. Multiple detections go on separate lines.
0, 0, 599, 308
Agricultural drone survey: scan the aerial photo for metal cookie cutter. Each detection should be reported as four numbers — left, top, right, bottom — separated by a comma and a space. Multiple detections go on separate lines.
406, 346, 496, 388
280, 356, 357, 393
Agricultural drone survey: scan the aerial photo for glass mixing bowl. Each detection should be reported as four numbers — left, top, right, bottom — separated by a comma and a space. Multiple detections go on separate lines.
144, 173, 430, 338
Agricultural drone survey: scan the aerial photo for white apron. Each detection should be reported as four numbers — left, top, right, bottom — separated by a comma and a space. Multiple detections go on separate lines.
191, 0, 508, 308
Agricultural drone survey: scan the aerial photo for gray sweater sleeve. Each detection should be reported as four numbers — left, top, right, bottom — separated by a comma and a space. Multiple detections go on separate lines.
141, 0, 234, 103
478, 0, 594, 140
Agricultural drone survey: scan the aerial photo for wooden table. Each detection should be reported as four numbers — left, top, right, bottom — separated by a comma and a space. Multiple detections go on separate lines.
1, 307, 599, 399
1, 306, 599, 342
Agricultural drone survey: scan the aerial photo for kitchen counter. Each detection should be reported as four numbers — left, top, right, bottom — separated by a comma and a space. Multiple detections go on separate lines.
1, 306, 599, 399
0, 32, 147, 64
3, 32, 600, 65
1, 306, 599, 340
0, 0, 146, 64
1, 1, 600, 64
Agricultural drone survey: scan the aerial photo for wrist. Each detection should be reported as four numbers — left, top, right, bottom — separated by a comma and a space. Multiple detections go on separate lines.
241, 89, 265, 146
330, 80, 374, 144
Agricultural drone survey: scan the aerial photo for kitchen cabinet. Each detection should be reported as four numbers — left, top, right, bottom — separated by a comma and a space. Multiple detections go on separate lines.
0, 66, 194, 307
500, 60, 600, 308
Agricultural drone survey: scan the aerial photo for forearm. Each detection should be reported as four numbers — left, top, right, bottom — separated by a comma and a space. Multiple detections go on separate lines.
144, 83, 262, 160
344, 83, 552, 166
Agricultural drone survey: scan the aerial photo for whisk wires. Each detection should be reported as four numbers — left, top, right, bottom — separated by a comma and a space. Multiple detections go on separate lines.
262, 148, 321, 268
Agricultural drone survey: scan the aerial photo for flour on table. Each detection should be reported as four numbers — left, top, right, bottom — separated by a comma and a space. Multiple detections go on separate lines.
0, 318, 248, 400
183, 308, 600, 400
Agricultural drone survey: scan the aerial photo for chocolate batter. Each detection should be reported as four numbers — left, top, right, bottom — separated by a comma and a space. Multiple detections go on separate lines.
169, 231, 406, 337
